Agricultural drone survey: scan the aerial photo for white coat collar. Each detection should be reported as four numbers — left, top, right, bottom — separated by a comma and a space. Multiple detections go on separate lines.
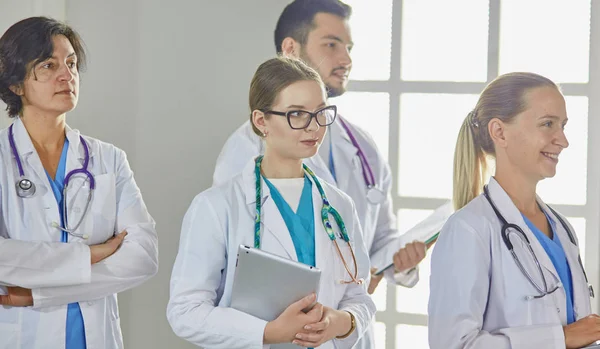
11, 117, 95, 160
240, 157, 334, 268
329, 117, 360, 190
486, 177, 576, 288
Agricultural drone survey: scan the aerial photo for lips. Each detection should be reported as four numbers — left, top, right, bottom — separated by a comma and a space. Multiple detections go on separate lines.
301, 139, 319, 146
542, 152, 559, 162
331, 69, 348, 80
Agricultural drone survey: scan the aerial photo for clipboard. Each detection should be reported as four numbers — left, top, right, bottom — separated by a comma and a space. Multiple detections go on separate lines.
372, 201, 453, 276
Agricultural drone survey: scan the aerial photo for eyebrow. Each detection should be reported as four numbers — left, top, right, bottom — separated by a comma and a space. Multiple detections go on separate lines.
321, 35, 354, 46
540, 114, 568, 122
48, 52, 77, 60
285, 103, 327, 110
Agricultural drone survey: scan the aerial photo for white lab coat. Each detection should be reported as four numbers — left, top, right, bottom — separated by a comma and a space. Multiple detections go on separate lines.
0, 118, 159, 349
167, 158, 376, 349
212, 118, 435, 348
428, 177, 592, 349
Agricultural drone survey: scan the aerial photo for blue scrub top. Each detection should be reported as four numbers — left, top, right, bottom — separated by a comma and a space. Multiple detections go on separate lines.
264, 176, 316, 267
522, 213, 575, 324
44, 138, 87, 349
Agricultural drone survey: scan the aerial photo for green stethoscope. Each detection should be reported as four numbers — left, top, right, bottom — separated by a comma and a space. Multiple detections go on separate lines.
254, 155, 363, 284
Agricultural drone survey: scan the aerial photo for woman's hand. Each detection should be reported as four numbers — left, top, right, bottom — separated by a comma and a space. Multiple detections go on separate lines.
263, 293, 323, 344
292, 306, 352, 347
90, 231, 127, 264
564, 314, 600, 348
0, 287, 33, 307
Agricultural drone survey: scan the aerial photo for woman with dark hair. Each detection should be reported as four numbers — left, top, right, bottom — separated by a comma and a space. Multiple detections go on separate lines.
0, 17, 158, 349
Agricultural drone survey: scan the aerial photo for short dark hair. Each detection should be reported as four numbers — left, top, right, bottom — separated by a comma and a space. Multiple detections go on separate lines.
0, 17, 87, 117
274, 0, 352, 54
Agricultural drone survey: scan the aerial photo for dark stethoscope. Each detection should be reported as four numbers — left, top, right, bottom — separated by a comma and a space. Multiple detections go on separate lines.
483, 185, 594, 300
338, 117, 385, 204
9, 124, 95, 239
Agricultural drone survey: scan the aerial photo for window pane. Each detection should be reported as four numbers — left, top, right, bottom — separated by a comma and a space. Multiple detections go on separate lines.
396, 209, 433, 315
400, 0, 489, 82
396, 324, 429, 349
374, 322, 386, 349
538, 97, 588, 205
499, 0, 591, 83
344, 0, 392, 80
373, 278, 387, 311
397, 209, 434, 234
332, 92, 390, 160
398, 94, 479, 198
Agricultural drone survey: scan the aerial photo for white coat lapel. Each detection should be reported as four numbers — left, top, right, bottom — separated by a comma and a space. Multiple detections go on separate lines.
260, 193, 298, 261
304, 154, 336, 187
541, 203, 592, 318
330, 119, 359, 192
13, 119, 55, 211
310, 177, 333, 272
487, 178, 561, 283
241, 159, 298, 260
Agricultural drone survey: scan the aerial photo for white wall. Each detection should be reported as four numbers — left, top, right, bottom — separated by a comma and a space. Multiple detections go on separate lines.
1, 0, 285, 348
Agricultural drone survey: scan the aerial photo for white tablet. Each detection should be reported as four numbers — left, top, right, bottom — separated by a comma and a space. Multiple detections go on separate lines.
230, 245, 321, 322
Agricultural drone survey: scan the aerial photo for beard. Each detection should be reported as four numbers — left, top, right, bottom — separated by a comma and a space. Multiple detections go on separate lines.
299, 49, 347, 98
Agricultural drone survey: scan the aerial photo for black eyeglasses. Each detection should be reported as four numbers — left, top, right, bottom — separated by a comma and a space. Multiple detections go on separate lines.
263, 105, 337, 130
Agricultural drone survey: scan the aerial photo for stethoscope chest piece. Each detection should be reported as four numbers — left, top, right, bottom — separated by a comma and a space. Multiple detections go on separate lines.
16, 178, 36, 198
366, 186, 385, 204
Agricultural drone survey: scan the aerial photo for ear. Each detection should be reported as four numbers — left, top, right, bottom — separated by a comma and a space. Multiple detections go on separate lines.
488, 118, 508, 149
9, 84, 23, 96
281, 37, 301, 59
252, 110, 268, 136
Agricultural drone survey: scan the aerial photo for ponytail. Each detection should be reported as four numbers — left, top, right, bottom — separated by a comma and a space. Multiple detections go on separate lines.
452, 113, 487, 210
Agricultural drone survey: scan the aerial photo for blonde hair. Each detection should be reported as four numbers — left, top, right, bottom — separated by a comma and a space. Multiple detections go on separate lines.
453, 72, 559, 210
248, 56, 324, 136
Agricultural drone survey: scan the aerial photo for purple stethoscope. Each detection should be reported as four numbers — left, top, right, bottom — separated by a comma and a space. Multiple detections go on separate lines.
338, 117, 386, 204
9, 124, 95, 239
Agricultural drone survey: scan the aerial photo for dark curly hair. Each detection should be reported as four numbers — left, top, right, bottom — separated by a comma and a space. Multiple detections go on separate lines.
0, 16, 87, 117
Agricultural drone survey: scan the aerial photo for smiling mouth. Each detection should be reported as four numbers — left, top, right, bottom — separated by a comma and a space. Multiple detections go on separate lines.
542, 152, 559, 161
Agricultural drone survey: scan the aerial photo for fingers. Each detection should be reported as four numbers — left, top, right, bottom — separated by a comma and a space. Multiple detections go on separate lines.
114, 231, 127, 243
393, 249, 410, 272
368, 267, 384, 294
303, 317, 330, 332
108, 231, 127, 249
305, 302, 323, 323
394, 242, 427, 272
291, 293, 316, 313
405, 243, 418, 263
0, 295, 7, 305
293, 331, 326, 347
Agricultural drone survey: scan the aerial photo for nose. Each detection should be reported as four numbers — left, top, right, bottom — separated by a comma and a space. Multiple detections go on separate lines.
339, 47, 352, 69
57, 63, 75, 82
304, 116, 321, 132
555, 128, 569, 149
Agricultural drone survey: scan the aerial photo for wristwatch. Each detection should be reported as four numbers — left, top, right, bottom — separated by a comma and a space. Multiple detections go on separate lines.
336, 311, 356, 339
